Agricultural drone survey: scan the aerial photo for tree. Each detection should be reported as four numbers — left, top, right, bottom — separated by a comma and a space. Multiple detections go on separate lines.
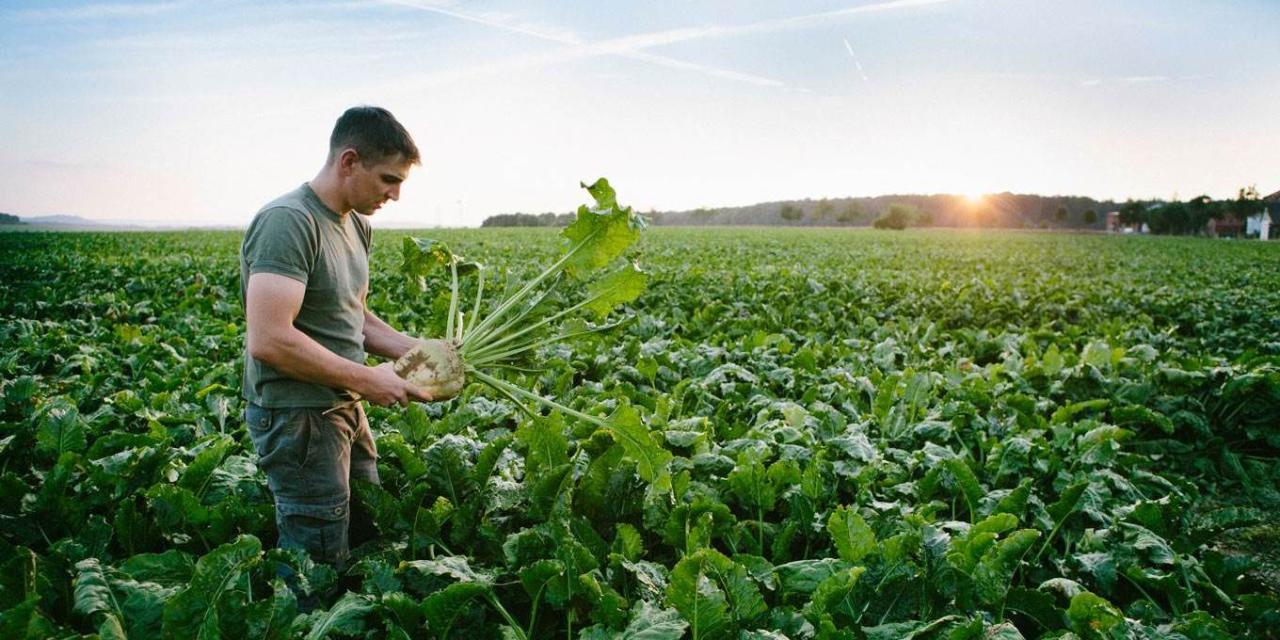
835, 202, 865, 224
1227, 185, 1265, 223
1147, 205, 1168, 234
779, 204, 803, 223
873, 204, 916, 230
1054, 205, 1069, 225
1148, 201, 1190, 235
1082, 209, 1098, 225
0, 212, 20, 225
1186, 195, 1220, 233
813, 199, 834, 223
481, 212, 573, 227
1118, 200, 1146, 227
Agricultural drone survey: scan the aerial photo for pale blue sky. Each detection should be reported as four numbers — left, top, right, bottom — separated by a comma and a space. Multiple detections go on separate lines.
1, 0, 1277, 226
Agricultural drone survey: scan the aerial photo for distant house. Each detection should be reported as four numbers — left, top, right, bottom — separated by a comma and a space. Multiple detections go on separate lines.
1207, 215, 1245, 238
1105, 211, 1120, 232
1245, 189, 1280, 240
1105, 210, 1147, 234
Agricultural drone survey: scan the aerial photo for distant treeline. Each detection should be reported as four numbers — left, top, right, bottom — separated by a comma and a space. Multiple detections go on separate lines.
652, 194, 1122, 229
480, 193, 1122, 229
1116, 187, 1272, 236
480, 212, 574, 227
0, 213, 20, 225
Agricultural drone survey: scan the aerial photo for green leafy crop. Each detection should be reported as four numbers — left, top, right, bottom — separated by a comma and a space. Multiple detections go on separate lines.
2, 223, 1279, 638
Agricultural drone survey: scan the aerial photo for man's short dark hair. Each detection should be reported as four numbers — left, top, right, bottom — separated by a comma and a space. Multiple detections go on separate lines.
328, 106, 421, 166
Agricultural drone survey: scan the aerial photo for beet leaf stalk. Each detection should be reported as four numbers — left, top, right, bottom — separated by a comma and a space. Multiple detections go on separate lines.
371, 179, 671, 486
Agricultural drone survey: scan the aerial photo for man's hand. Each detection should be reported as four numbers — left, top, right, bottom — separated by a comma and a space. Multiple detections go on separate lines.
355, 362, 434, 407
247, 273, 434, 407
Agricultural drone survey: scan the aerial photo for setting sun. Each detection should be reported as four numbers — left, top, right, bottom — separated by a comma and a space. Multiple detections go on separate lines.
963, 192, 986, 206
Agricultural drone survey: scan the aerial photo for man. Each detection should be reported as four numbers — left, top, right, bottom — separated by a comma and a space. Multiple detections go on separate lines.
240, 106, 432, 577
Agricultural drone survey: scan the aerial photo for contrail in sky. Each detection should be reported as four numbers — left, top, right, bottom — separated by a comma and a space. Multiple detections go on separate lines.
842, 38, 870, 82
379, 0, 950, 88
382, 0, 785, 87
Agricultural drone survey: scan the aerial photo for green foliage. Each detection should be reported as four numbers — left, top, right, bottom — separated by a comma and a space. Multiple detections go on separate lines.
1067, 591, 1124, 638
1140, 190, 1258, 236
579, 600, 687, 639
583, 263, 648, 319
1118, 199, 1147, 226
2, 226, 1279, 638
827, 506, 876, 563
72, 558, 127, 639
35, 397, 86, 457
836, 201, 867, 223
161, 535, 263, 638
1227, 185, 1265, 223
561, 178, 644, 279
301, 592, 373, 639
667, 548, 766, 639
873, 203, 918, 230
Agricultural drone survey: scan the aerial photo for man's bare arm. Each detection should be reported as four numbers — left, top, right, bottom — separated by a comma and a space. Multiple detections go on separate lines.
246, 273, 431, 406
363, 308, 419, 360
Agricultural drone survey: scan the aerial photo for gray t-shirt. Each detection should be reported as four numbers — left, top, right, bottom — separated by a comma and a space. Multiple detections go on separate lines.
240, 183, 372, 408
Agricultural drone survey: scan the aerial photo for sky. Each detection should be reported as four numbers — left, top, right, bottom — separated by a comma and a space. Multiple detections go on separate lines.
1, 0, 1278, 228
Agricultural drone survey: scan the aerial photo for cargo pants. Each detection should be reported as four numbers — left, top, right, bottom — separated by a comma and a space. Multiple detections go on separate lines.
245, 402, 379, 572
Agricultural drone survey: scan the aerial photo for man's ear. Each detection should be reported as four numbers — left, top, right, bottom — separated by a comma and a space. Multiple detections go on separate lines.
336, 148, 361, 176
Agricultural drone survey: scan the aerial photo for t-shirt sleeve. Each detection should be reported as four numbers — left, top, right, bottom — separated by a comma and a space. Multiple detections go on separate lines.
242, 207, 317, 284
355, 213, 372, 252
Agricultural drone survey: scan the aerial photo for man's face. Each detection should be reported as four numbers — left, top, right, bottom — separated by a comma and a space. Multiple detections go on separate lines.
346, 153, 413, 215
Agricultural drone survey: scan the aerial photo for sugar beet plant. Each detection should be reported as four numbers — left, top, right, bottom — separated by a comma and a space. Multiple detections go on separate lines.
375, 179, 671, 488
394, 178, 646, 407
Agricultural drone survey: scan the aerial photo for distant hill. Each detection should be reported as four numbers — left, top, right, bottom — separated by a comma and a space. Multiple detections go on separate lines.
482, 192, 1121, 229
2, 214, 241, 231
7, 214, 144, 230
25, 215, 124, 227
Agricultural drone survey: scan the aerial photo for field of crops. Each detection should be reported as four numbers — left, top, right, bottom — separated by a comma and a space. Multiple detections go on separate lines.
1, 226, 1278, 639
